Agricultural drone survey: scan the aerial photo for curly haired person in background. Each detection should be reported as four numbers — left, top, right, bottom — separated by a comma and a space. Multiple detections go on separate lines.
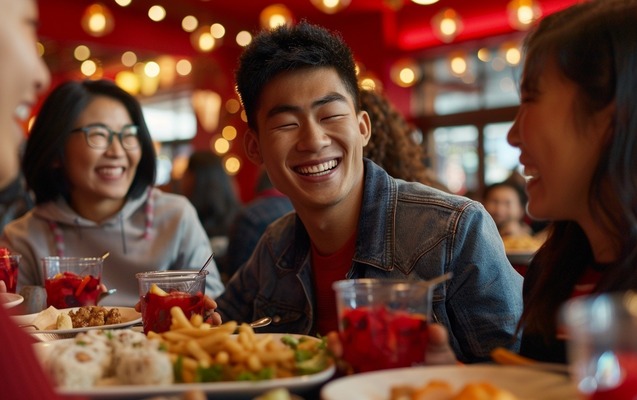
360, 89, 447, 191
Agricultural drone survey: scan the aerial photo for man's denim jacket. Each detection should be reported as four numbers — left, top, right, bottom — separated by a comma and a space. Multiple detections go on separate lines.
217, 159, 523, 363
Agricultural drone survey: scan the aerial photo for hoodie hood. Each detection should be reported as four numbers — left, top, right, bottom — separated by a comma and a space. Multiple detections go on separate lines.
32, 188, 153, 256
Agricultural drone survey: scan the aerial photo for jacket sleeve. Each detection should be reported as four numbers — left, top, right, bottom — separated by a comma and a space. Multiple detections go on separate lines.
442, 200, 523, 363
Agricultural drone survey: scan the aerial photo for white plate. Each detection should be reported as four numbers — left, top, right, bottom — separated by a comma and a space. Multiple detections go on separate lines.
34, 333, 335, 399
12, 306, 141, 334
321, 365, 578, 400
0, 293, 24, 308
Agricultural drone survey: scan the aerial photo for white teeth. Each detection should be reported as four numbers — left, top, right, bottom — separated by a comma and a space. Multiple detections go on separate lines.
522, 167, 540, 180
97, 167, 124, 177
14, 105, 30, 121
297, 160, 338, 176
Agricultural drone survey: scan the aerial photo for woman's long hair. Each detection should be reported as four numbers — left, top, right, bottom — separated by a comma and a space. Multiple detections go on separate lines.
518, 0, 637, 339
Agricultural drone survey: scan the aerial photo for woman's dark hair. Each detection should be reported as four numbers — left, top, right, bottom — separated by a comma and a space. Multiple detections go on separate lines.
23, 79, 156, 204
185, 151, 240, 238
235, 20, 360, 131
518, 0, 637, 339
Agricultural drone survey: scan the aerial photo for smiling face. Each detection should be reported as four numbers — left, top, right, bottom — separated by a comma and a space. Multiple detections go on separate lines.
63, 95, 141, 219
0, 0, 50, 187
244, 67, 370, 215
507, 58, 613, 225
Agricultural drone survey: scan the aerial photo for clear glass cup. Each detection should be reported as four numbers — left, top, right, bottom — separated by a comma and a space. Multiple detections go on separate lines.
333, 279, 433, 373
561, 291, 637, 400
136, 270, 208, 334
0, 253, 20, 293
42, 256, 103, 309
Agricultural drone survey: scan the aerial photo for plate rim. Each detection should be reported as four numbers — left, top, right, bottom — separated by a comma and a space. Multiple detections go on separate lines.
35, 332, 335, 398
0, 292, 24, 308
13, 306, 141, 334
321, 364, 577, 400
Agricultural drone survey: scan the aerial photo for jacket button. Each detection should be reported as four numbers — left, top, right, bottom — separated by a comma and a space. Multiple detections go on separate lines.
272, 315, 281, 324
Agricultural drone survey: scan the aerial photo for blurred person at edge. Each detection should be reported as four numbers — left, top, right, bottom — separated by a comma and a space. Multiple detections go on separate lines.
0, 79, 224, 308
360, 88, 448, 192
365, 0, 637, 366
0, 1, 64, 399
216, 21, 522, 364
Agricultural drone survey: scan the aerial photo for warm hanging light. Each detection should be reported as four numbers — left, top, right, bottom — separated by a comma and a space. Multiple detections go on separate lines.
390, 58, 421, 88
507, 0, 542, 30
431, 8, 463, 43
449, 52, 468, 77
260, 4, 293, 29
223, 156, 241, 175
190, 25, 216, 52
81, 3, 114, 37
411, 0, 439, 4
310, 0, 351, 14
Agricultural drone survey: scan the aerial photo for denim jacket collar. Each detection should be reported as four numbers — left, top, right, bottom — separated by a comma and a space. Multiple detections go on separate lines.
273, 159, 397, 274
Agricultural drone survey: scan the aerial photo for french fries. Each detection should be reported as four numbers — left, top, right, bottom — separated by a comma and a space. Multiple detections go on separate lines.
149, 307, 328, 383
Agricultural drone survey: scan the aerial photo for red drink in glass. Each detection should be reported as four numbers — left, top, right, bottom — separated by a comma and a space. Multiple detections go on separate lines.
136, 270, 209, 334
339, 306, 429, 373
140, 290, 205, 333
0, 250, 20, 293
44, 271, 101, 308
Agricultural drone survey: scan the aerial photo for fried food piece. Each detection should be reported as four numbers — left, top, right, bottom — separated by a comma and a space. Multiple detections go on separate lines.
452, 382, 518, 400
68, 306, 122, 328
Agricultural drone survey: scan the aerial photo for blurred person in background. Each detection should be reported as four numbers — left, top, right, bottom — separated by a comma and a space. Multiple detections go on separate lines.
0, 173, 33, 233
180, 151, 241, 266
0, 79, 224, 308
360, 89, 447, 191
181, 151, 240, 239
482, 181, 532, 238
224, 168, 293, 282
0, 1, 61, 399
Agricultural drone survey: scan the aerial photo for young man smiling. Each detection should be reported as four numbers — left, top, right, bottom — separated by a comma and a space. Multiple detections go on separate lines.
216, 21, 522, 363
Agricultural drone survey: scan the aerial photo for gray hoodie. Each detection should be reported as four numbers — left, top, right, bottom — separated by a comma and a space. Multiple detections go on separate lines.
1, 188, 224, 307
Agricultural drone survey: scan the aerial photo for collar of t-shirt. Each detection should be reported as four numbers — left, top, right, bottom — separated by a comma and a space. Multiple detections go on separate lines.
310, 231, 357, 335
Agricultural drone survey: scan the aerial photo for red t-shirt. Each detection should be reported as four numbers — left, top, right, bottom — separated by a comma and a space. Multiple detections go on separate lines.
311, 232, 357, 335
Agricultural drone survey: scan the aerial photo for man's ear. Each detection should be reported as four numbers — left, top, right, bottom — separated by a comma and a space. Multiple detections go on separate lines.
359, 110, 372, 147
243, 129, 263, 165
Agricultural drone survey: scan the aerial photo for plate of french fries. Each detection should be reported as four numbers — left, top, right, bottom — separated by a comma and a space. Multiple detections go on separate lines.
33, 307, 335, 399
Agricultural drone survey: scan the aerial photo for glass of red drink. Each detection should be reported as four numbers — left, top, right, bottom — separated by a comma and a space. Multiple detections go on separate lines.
42, 256, 103, 309
136, 270, 208, 334
0, 249, 20, 293
333, 279, 433, 373
561, 291, 637, 400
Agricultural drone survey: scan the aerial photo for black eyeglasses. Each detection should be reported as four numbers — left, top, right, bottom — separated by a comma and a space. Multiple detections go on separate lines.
71, 123, 140, 150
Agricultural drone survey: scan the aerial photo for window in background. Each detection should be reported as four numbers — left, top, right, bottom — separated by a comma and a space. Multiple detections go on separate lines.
430, 125, 479, 195
484, 121, 519, 185
141, 93, 197, 142
414, 33, 523, 195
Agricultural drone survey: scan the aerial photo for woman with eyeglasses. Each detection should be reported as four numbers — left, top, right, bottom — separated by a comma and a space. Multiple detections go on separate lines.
0, 79, 224, 308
